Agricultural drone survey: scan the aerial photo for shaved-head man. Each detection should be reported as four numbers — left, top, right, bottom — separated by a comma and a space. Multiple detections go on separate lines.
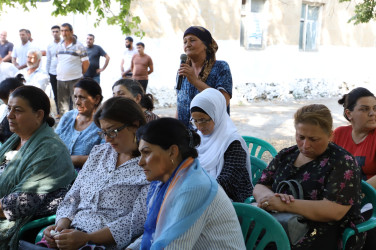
0, 31, 13, 62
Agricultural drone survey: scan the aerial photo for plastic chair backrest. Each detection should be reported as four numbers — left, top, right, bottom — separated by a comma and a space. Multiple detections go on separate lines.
251, 155, 267, 184
233, 202, 290, 250
242, 136, 277, 159
342, 181, 376, 249
18, 215, 56, 243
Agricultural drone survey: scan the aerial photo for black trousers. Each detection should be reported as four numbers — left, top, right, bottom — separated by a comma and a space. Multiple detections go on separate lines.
49, 74, 58, 114
138, 80, 149, 91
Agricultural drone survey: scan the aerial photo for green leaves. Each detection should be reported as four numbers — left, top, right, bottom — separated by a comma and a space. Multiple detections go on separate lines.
340, 0, 376, 24
0, 0, 144, 37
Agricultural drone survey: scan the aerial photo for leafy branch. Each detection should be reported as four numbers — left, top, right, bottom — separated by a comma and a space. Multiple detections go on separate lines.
340, 0, 376, 24
0, 0, 144, 37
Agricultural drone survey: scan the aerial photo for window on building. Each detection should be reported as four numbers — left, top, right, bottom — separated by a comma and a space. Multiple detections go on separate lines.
299, 3, 321, 51
240, 0, 266, 49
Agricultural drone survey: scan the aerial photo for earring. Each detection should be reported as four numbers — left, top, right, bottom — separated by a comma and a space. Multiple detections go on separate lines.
134, 135, 137, 143
171, 159, 174, 166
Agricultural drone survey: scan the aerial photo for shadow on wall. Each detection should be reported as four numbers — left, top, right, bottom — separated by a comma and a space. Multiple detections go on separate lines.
134, 0, 240, 40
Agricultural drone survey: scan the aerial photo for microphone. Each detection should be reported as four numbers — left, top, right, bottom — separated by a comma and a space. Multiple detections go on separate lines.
176, 54, 188, 90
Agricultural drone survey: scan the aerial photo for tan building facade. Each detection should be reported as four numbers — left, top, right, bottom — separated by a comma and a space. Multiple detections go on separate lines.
132, 0, 376, 49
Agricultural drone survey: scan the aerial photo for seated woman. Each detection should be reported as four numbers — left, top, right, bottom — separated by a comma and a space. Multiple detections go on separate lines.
128, 118, 244, 249
332, 87, 376, 186
0, 86, 75, 249
332, 87, 376, 250
112, 78, 159, 122
55, 77, 104, 169
43, 97, 150, 249
253, 104, 365, 249
0, 75, 24, 144
189, 88, 252, 202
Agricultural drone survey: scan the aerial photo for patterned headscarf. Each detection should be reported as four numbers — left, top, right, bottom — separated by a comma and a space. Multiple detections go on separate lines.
183, 26, 218, 83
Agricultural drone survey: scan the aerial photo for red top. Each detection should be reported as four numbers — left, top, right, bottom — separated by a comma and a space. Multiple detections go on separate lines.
332, 125, 376, 179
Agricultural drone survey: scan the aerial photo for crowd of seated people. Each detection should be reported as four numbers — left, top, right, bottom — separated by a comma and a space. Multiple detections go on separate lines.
0, 54, 375, 249
1, 86, 375, 249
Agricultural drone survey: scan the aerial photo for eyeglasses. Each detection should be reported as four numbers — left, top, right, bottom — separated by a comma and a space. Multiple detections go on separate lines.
190, 117, 212, 128
97, 124, 128, 139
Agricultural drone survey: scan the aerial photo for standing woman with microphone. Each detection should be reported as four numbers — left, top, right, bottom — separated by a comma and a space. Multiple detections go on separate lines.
177, 26, 233, 128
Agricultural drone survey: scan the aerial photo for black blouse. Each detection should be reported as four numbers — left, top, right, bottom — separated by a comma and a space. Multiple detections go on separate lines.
217, 140, 253, 202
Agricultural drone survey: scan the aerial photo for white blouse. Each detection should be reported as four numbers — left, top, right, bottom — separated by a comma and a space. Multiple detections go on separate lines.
56, 143, 150, 249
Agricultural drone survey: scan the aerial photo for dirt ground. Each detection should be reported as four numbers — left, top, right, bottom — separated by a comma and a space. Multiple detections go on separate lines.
153, 97, 348, 162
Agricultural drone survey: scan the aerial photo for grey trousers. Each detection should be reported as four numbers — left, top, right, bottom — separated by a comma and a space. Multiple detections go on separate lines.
57, 78, 80, 115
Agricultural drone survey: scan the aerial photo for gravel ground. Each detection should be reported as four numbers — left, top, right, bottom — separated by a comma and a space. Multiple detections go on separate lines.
154, 97, 349, 163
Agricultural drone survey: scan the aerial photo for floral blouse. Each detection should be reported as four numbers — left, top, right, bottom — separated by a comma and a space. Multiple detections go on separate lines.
56, 143, 150, 249
258, 143, 365, 249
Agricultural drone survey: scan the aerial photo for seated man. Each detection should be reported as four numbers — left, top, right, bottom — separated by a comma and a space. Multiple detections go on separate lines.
17, 49, 49, 92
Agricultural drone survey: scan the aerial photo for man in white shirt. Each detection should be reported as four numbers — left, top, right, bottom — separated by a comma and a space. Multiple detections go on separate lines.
46, 25, 61, 113
56, 23, 89, 115
120, 36, 137, 78
0, 56, 18, 83
11, 29, 35, 70
17, 49, 49, 92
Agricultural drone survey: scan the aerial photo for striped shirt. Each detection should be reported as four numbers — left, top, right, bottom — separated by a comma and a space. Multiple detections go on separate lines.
128, 186, 245, 249
56, 39, 88, 81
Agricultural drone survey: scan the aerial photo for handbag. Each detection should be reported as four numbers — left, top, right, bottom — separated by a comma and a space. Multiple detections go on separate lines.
271, 180, 309, 245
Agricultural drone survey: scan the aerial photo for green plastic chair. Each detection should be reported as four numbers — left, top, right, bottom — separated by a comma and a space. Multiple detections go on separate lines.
233, 202, 290, 250
250, 155, 268, 185
242, 136, 278, 159
18, 214, 56, 243
244, 156, 267, 204
342, 181, 376, 249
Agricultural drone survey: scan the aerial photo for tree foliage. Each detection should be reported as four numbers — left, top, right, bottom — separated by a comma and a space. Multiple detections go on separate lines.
340, 0, 376, 24
0, 0, 144, 37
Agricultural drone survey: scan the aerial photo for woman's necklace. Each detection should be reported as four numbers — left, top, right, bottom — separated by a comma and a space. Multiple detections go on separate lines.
352, 130, 369, 144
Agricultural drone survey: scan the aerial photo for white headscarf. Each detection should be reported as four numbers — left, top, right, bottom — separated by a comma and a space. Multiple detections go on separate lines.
190, 88, 251, 181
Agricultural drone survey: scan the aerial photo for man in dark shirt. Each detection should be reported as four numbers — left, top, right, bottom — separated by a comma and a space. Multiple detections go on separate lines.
84, 34, 110, 84
0, 31, 13, 63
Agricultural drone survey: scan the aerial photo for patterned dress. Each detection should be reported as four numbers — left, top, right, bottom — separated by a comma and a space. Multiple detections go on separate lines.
258, 143, 365, 249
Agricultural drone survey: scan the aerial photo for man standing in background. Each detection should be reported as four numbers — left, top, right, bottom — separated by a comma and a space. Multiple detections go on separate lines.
84, 34, 110, 84
46, 25, 61, 114
0, 31, 13, 63
120, 36, 137, 78
131, 42, 153, 91
12, 29, 34, 70
56, 23, 89, 116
